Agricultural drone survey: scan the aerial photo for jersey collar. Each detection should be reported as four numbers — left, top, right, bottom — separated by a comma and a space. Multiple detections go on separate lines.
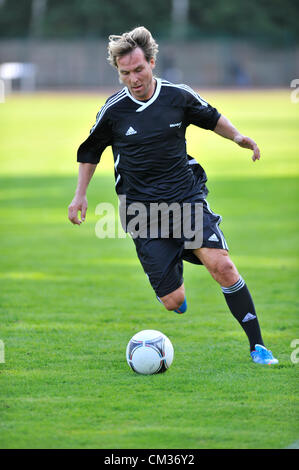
124, 78, 162, 112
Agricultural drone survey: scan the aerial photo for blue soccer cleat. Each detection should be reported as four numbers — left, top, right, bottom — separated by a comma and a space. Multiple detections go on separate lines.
174, 297, 187, 314
250, 344, 278, 365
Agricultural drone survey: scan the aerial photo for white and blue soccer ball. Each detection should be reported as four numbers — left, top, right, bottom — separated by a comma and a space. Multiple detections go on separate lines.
126, 329, 174, 375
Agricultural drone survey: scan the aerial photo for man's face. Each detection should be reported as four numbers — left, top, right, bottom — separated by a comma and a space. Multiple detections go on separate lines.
117, 47, 156, 101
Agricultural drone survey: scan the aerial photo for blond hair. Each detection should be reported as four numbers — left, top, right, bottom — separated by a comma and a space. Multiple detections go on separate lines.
107, 26, 159, 68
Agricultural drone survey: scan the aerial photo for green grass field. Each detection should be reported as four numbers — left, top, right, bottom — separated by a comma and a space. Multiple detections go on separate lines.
0, 89, 298, 449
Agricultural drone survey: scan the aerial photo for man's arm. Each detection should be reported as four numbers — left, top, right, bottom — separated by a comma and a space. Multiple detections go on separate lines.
214, 115, 260, 162
68, 162, 97, 225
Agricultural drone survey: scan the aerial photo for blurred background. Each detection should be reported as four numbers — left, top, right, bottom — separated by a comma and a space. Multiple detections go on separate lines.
0, 0, 298, 93
1, 1, 298, 450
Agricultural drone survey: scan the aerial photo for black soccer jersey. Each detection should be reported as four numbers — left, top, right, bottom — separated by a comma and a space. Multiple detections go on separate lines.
77, 78, 220, 203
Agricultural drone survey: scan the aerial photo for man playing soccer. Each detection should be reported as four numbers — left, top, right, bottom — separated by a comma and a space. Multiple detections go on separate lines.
68, 26, 278, 365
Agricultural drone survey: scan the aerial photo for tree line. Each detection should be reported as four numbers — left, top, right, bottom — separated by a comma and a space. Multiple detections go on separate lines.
0, 0, 298, 44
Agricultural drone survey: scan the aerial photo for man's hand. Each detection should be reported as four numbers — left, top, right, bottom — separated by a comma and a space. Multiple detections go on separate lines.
214, 115, 261, 162
68, 195, 88, 225
233, 135, 261, 162
68, 162, 97, 225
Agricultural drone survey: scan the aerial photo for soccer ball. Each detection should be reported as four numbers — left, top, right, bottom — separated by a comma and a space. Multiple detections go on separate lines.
126, 329, 174, 375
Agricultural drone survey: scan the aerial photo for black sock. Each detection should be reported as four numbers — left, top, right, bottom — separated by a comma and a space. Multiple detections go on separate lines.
221, 277, 264, 352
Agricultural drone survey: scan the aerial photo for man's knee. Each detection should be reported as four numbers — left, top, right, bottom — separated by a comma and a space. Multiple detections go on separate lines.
160, 285, 185, 311
212, 256, 239, 286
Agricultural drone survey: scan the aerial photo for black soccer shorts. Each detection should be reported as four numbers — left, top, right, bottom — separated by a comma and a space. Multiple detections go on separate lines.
131, 198, 229, 298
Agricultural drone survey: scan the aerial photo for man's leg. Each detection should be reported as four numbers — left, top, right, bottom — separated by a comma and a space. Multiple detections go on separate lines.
193, 247, 264, 352
132, 236, 187, 314
159, 283, 186, 313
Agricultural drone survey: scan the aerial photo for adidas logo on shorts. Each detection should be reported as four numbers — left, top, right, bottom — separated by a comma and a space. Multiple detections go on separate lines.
208, 233, 219, 242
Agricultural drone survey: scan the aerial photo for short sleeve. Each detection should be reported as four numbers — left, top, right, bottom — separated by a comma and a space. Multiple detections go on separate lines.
77, 107, 113, 164
184, 86, 221, 130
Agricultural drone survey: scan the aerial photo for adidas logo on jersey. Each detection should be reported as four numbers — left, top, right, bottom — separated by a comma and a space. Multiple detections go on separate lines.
125, 126, 137, 136
208, 233, 219, 242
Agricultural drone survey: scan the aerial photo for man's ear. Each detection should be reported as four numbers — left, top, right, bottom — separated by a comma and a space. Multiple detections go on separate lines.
150, 57, 156, 70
